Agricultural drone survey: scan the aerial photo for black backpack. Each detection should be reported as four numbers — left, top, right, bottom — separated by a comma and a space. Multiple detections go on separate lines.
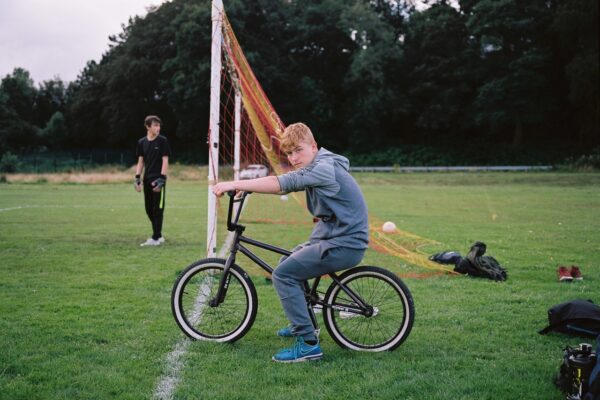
539, 300, 600, 338
454, 241, 508, 281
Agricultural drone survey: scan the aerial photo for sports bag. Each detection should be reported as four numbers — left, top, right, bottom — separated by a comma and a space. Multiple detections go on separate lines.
539, 300, 600, 338
454, 241, 508, 281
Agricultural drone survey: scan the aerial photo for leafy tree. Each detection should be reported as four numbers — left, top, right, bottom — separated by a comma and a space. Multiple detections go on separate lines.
337, 0, 407, 151
39, 112, 68, 149
161, 0, 211, 139
551, 0, 599, 145
66, 61, 107, 148
466, 0, 557, 146
403, 2, 476, 143
34, 79, 67, 128
1, 68, 36, 122
0, 68, 40, 152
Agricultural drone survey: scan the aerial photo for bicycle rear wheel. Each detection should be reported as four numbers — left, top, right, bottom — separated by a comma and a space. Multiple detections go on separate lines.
171, 258, 257, 343
323, 266, 414, 351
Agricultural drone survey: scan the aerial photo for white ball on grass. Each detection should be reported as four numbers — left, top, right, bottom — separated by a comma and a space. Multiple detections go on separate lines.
280, 195, 289, 201
382, 221, 397, 233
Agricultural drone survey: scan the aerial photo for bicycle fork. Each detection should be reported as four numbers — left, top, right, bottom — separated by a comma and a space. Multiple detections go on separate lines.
209, 234, 240, 307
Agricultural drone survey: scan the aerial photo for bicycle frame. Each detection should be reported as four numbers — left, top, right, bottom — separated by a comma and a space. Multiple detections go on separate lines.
210, 192, 374, 330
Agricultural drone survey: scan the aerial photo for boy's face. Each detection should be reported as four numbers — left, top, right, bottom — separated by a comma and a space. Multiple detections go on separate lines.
147, 121, 161, 137
285, 140, 318, 169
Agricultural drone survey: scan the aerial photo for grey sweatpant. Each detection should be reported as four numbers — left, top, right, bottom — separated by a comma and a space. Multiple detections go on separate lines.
271, 242, 365, 340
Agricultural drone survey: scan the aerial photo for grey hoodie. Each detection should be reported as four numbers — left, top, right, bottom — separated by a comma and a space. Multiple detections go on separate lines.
277, 148, 369, 252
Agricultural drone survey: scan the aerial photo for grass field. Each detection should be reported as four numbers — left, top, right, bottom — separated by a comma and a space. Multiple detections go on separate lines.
1, 171, 599, 400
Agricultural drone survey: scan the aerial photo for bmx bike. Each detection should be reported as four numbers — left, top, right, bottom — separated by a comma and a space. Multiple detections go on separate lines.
171, 191, 415, 351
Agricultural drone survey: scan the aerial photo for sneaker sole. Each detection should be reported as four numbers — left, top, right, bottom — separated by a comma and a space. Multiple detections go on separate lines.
558, 277, 573, 281
271, 353, 323, 363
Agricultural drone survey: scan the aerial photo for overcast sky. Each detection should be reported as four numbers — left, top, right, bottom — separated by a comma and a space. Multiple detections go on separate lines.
0, 0, 167, 84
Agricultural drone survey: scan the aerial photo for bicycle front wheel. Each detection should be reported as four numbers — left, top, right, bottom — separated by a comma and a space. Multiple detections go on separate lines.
323, 266, 415, 351
171, 258, 257, 343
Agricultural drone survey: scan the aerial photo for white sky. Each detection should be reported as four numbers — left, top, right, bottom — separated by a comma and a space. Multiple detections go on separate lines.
0, 0, 167, 84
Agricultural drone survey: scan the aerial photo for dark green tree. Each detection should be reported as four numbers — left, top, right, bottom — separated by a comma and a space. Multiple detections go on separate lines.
337, 0, 407, 151
66, 61, 107, 148
466, 0, 557, 146
0, 68, 40, 153
39, 111, 68, 149
34, 78, 67, 128
403, 2, 476, 143
551, 0, 599, 146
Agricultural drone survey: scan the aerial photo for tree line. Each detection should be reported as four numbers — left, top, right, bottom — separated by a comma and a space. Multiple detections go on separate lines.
0, 0, 597, 165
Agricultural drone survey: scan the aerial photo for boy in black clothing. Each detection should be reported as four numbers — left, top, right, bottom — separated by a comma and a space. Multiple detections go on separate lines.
135, 115, 171, 246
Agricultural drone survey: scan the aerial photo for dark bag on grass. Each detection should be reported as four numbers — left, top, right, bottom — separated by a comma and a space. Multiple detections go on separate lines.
453, 241, 507, 281
539, 300, 600, 338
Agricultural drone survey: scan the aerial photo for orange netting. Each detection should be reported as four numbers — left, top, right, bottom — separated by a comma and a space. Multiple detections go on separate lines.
209, 8, 455, 277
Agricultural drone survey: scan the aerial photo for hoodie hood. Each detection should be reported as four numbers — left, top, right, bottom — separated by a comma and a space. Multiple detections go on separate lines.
314, 147, 350, 172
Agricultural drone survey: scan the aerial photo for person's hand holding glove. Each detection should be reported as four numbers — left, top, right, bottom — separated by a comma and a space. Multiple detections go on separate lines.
152, 175, 166, 192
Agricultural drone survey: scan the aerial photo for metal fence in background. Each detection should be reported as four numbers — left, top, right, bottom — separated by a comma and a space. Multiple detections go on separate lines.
350, 165, 553, 173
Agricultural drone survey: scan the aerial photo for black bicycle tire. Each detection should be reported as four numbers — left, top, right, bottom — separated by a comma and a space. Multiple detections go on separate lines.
323, 266, 415, 351
171, 258, 258, 343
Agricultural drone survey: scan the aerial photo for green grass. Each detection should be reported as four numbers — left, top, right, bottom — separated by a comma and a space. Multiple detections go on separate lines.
1, 172, 599, 399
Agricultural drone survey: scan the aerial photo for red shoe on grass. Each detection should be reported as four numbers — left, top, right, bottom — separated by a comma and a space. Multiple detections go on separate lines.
570, 266, 583, 281
557, 266, 573, 282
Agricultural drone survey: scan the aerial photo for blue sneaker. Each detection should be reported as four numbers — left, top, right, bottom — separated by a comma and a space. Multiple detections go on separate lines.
272, 337, 323, 363
276, 326, 294, 337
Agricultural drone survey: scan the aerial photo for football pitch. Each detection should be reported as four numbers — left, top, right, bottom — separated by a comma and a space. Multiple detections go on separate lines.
1, 172, 599, 399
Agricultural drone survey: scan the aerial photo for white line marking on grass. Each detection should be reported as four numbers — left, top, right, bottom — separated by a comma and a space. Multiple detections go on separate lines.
153, 232, 235, 400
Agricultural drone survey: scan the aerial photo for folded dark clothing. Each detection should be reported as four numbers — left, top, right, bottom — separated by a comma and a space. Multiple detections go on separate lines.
428, 251, 462, 265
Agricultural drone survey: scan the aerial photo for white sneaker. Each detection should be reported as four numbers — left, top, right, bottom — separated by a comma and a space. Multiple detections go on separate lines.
140, 238, 161, 247
157, 237, 165, 244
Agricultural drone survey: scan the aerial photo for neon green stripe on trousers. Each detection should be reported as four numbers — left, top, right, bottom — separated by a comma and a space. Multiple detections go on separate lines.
160, 187, 165, 209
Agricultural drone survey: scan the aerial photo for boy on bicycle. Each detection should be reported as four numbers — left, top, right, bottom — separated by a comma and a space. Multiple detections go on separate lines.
212, 122, 369, 362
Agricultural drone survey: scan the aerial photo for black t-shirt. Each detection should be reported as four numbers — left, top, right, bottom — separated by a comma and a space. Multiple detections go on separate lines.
136, 135, 171, 180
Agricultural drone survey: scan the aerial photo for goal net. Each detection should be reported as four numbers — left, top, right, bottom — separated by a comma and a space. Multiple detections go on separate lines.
206, 0, 454, 277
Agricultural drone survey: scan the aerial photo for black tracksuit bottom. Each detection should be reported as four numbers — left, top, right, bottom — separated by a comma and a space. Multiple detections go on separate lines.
143, 179, 166, 240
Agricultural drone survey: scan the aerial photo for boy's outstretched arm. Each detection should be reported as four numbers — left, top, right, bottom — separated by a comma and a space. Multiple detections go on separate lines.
212, 176, 281, 197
